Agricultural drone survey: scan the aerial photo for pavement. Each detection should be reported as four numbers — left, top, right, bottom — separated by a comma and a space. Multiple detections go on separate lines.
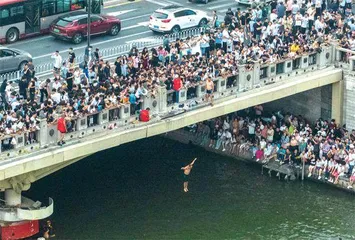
3, 0, 241, 67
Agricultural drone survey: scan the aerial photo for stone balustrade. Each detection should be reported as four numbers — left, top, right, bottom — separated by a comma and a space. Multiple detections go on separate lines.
0, 45, 346, 161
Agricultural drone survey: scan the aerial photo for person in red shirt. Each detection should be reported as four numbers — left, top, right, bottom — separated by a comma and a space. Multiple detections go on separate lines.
139, 108, 150, 122
173, 75, 182, 103
57, 113, 67, 146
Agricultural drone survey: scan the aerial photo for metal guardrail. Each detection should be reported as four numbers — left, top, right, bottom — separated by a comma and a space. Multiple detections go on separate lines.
0, 28, 203, 82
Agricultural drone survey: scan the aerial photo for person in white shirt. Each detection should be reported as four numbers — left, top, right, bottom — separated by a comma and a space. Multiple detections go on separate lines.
51, 51, 63, 73
51, 88, 61, 104
222, 27, 230, 53
52, 78, 62, 91
260, 138, 267, 150
248, 121, 256, 142
222, 129, 232, 152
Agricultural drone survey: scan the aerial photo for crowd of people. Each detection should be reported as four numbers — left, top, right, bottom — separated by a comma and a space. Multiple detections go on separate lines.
0, 0, 354, 150
188, 105, 355, 190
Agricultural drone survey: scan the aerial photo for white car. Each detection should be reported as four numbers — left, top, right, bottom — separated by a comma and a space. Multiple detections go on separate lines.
149, 5, 211, 33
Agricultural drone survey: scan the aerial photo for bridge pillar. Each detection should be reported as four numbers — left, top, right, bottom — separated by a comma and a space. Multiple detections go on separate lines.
98, 109, 109, 125
300, 55, 309, 69
252, 62, 261, 87
196, 84, 205, 98
38, 119, 49, 147
119, 104, 130, 124
5, 189, 21, 206
283, 59, 293, 74
157, 85, 167, 113
267, 64, 276, 81
331, 81, 344, 125
178, 88, 187, 103
238, 65, 253, 91
318, 46, 332, 68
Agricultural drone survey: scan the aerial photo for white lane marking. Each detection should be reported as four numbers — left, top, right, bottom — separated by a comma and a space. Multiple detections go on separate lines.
5, 36, 52, 47
202, 0, 233, 6
164, 0, 182, 5
121, 22, 149, 30
145, 0, 169, 6
121, 13, 151, 22
105, 0, 124, 4
126, 37, 156, 43
208, 2, 236, 10
106, 9, 137, 16
32, 31, 152, 59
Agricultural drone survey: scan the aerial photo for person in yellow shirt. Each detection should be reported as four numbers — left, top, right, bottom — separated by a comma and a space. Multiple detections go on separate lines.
290, 41, 300, 53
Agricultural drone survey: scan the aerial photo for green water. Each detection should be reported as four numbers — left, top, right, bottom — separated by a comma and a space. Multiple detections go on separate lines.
27, 137, 355, 240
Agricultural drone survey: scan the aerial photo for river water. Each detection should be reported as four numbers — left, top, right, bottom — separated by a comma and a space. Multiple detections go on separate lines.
27, 137, 355, 240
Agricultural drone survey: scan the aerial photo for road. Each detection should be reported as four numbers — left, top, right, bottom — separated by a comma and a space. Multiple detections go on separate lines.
4, 0, 239, 67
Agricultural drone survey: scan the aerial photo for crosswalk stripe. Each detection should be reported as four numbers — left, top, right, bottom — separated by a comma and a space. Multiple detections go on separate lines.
208, 2, 236, 10
106, 9, 137, 16
145, 0, 170, 6
121, 21, 149, 30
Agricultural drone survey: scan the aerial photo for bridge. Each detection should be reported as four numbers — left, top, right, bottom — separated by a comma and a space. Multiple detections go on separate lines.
0, 43, 354, 238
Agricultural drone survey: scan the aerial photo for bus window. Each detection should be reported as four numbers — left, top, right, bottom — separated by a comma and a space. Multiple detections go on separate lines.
57, 0, 71, 13
0, 9, 10, 19
42, 0, 56, 17
10, 5, 24, 17
71, 0, 86, 11
0, 9, 10, 26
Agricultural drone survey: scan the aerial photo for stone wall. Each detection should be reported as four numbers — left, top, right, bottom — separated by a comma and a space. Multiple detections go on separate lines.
263, 85, 333, 124
343, 75, 355, 130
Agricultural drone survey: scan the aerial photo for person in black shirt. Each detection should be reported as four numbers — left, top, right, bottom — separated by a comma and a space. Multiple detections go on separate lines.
226, 8, 234, 17
28, 78, 36, 102
254, 19, 262, 41
270, 0, 278, 11
240, 12, 247, 26
165, 77, 173, 90
114, 57, 122, 76
66, 68, 74, 91
18, 76, 28, 100
68, 47, 76, 65
22, 64, 32, 82
94, 48, 100, 61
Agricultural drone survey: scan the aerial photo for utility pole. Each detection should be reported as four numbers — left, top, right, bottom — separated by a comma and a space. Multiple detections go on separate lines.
87, 0, 91, 48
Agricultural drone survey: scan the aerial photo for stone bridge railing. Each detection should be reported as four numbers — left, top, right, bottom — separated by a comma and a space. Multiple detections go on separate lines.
0, 45, 346, 161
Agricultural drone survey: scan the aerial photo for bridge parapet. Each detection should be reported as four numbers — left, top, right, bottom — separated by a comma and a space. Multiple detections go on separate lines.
0, 45, 346, 161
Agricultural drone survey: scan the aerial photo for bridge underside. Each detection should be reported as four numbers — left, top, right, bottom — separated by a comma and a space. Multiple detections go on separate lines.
0, 155, 90, 193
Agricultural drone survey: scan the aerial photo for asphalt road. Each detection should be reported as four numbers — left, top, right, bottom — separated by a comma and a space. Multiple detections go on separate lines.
4, 0, 240, 67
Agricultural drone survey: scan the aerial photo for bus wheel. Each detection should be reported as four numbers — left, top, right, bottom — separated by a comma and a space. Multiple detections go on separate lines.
6, 28, 19, 44
72, 33, 83, 44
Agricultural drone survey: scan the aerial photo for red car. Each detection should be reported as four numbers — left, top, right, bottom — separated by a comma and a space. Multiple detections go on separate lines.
50, 11, 121, 44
